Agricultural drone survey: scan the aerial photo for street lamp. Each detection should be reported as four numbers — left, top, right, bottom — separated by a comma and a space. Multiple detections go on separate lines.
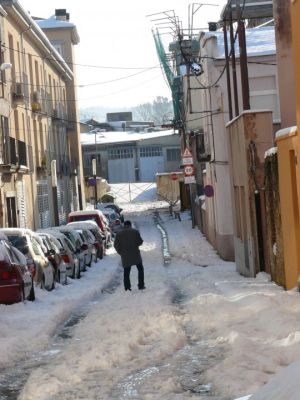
0, 63, 12, 71
92, 157, 97, 209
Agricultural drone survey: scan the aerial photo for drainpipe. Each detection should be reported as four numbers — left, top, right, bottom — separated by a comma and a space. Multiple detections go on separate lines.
20, 24, 37, 230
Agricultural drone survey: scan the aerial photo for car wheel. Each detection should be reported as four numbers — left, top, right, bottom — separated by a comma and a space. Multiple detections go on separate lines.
41, 275, 45, 290
71, 264, 76, 279
20, 282, 25, 302
28, 279, 35, 301
99, 248, 103, 260
51, 270, 56, 290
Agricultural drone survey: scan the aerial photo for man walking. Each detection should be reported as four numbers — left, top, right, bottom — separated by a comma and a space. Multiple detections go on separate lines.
114, 220, 145, 291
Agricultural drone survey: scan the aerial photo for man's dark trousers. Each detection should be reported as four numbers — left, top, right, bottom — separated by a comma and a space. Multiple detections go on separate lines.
124, 263, 144, 290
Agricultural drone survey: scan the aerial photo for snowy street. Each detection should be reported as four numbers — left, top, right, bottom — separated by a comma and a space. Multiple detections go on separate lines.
1, 199, 300, 399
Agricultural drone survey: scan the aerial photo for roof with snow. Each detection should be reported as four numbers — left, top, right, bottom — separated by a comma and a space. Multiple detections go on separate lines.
35, 15, 80, 44
203, 26, 275, 59
36, 16, 75, 29
81, 129, 178, 146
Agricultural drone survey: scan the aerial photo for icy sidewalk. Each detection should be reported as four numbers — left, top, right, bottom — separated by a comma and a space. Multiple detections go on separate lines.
158, 208, 300, 400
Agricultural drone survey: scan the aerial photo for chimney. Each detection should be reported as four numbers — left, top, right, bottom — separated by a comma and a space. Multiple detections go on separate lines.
208, 22, 218, 32
55, 9, 68, 21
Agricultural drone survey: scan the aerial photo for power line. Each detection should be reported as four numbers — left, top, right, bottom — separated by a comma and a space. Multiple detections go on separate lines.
1, 43, 161, 71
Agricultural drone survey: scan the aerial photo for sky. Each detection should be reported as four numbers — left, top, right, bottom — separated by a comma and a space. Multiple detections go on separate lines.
1, 188, 300, 399
19, 0, 227, 110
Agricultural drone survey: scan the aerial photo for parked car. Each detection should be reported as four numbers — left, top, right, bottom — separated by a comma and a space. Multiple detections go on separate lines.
102, 209, 124, 236
67, 221, 104, 260
68, 210, 111, 248
41, 229, 80, 280
0, 232, 35, 304
54, 226, 88, 272
0, 228, 55, 291
66, 223, 97, 266
97, 202, 124, 222
37, 232, 68, 285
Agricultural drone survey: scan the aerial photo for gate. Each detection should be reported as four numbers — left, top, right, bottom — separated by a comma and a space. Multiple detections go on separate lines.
108, 182, 157, 203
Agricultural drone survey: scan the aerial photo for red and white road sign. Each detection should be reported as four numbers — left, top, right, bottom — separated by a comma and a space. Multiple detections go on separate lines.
182, 148, 194, 165
184, 165, 194, 176
182, 148, 192, 157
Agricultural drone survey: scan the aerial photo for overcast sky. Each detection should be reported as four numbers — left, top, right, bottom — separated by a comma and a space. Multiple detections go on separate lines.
19, 0, 227, 109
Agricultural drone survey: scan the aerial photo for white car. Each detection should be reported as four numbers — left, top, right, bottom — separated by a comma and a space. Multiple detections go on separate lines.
40, 229, 81, 280
37, 232, 68, 285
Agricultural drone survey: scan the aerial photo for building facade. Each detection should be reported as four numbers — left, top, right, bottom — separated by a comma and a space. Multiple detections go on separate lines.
81, 130, 181, 185
0, 1, 82, 229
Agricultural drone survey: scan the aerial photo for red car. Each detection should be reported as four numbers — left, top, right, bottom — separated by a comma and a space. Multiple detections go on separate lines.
0, 232, 35, 304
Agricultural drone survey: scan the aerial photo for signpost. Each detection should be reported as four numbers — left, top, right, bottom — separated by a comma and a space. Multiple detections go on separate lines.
182, 148, 196, 227
182, 148, 195, 184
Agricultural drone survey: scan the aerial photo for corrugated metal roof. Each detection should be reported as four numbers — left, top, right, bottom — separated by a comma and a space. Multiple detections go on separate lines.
221, 0, 273, 21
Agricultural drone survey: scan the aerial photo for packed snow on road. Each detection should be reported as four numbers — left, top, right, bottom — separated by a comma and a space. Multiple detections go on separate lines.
1, 198, 300, 399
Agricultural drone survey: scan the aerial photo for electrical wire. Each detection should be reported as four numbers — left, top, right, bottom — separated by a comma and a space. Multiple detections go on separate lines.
1, 43, 161, 71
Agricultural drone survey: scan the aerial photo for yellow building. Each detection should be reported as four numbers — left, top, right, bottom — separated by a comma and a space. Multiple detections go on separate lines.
275, 0, 300, 289
0, 1, 83, 229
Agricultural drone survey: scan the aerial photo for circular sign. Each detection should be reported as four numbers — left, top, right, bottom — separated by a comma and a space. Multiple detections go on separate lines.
88, 177, 97, 186
171, 172, 178, 181
184, 165, 194, 176
204, 185, 214, 197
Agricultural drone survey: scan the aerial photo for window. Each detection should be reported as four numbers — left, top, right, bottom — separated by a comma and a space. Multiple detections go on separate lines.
166, 148, 181, 162
108, 148, 133, 160
139, 146, 162, 157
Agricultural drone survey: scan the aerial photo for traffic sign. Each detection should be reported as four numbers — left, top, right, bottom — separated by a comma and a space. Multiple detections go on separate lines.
204, 185, 214, 197
171, 172, 178, 181
88, 177, 96, 186
184, 165, 194, 176
182, 148, 194, 165
182, 148, 192, 157
184, 176, 196, 184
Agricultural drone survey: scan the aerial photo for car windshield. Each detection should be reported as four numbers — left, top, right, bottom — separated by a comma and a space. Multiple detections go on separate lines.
8, 235, 28, 255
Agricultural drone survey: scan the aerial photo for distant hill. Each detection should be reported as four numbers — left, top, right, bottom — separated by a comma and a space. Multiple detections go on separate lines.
80, 106, 131, 122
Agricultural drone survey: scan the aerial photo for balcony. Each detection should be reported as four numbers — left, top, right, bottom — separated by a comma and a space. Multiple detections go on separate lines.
12, 82, 25, 103
31, 91, 42, 113
36, 150, 48, 173
0, 136, 17, 172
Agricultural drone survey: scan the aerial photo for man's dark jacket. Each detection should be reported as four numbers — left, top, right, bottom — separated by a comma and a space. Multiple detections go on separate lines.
114, 227, 143, 268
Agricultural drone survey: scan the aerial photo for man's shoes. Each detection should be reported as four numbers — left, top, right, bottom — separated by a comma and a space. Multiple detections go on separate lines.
125, 287, 131, 291
138, 286, 146, 290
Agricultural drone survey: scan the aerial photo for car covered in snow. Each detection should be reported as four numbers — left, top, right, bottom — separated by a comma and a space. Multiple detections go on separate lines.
36, 232, 68, 285
0, 231, 35, 304
0, 228, 55, 291
66, 221, 104, 260
40, 229, 81, 280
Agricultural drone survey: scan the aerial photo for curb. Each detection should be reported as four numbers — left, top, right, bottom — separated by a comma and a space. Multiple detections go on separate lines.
154, 214, 171, 265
